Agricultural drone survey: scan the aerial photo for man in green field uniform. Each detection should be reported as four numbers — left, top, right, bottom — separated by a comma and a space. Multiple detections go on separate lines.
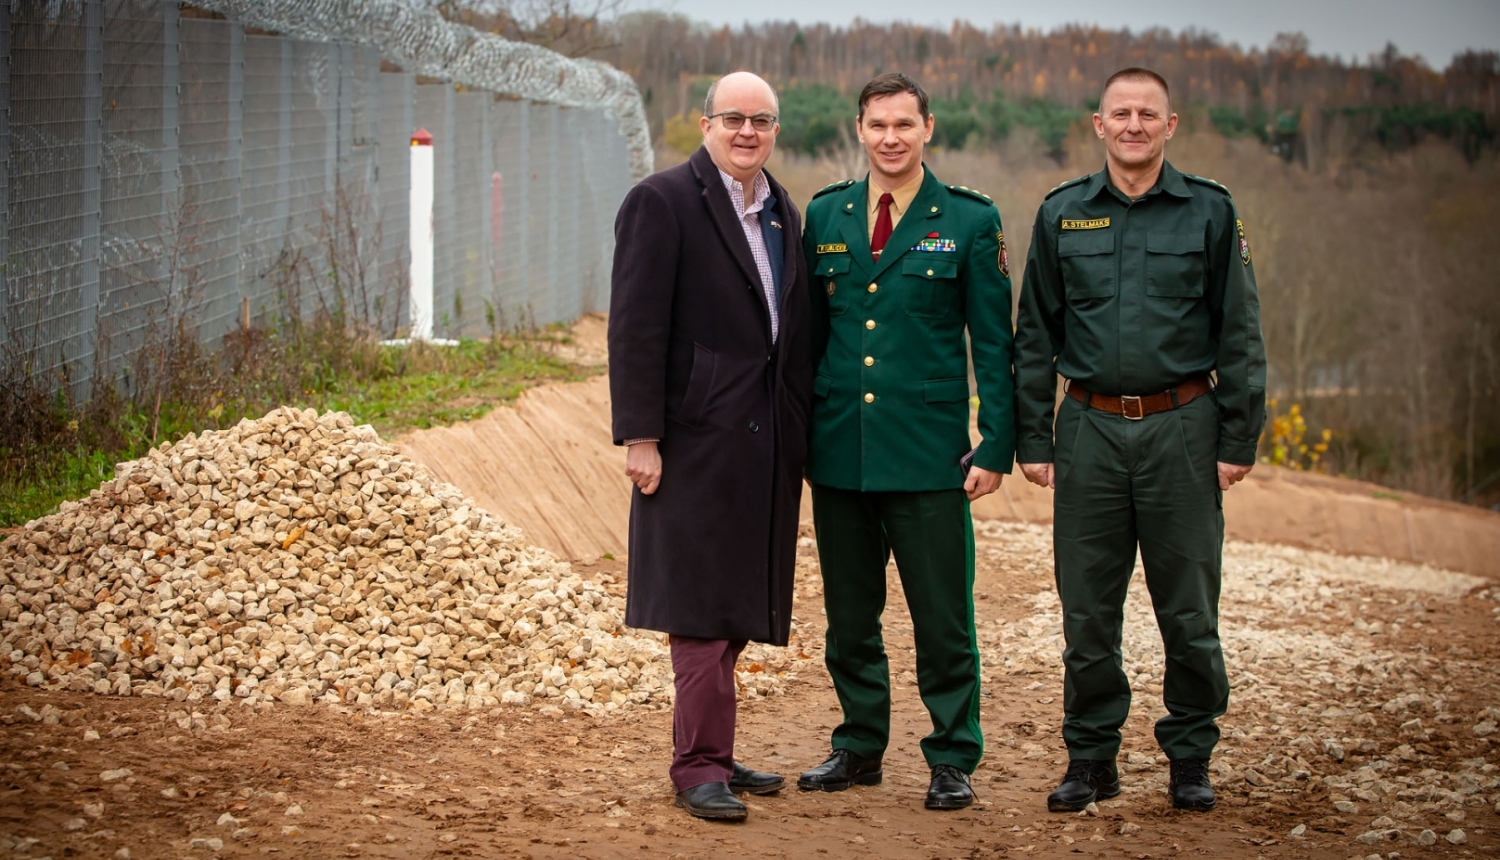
797, 72, 1016, 811
1013, 68, 1267, 813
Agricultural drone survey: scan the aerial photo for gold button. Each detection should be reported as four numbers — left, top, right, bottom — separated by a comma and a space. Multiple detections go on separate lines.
868, 283, 878, 293
864, 356, 874, 366
846, 203, 854, 209
865, 319, 876, 330
864, 393, 875, 403
926, 269, 934, 276
930, 206, 938, 213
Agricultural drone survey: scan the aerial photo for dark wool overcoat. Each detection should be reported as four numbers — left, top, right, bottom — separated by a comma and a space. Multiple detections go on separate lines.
607, 146, 812, 645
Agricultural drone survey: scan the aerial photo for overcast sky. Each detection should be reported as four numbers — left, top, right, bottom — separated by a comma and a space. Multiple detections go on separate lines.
633, 0, 1500, 70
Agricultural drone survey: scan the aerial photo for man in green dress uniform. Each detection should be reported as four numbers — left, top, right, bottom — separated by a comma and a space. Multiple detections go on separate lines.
1013, 68, 1267, 813
797, 72, 1016, 811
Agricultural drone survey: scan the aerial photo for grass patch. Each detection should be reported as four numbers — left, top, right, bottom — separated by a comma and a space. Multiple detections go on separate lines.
0, 321, 593, 528
315, 336, 582, 435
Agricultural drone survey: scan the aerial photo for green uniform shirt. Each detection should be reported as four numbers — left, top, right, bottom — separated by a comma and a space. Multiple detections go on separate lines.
1014, 161, 1267, 466
804, 167, 1016, 492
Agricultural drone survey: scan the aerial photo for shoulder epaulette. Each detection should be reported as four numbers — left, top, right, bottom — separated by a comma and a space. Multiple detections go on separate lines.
811, 179, 856, 200
1183, 173, 1232, 196
946, 184, 995, 205
1043, 176, 1090, 200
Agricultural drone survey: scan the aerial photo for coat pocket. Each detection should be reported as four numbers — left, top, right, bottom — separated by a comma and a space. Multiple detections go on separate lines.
818, 254, 853, 315
922, 377, 971, 403
1145, 231, 1206, 298
900, 256, 960, 320
675, 343, 717, 427
1058, 231, 1116, 300
813, 374, 833, 399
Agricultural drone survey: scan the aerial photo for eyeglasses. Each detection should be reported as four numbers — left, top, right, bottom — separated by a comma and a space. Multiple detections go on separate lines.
707, 111, 777, 132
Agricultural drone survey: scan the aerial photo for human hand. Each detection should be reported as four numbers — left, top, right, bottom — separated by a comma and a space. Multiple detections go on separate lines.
626, 441, 662, 495
1217, 461, 1252, 491
964, 465, 1003, 501
1019, 462, 1054, 490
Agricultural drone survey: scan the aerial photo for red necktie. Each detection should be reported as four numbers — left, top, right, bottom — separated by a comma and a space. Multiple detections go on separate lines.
870, 192, 894, 259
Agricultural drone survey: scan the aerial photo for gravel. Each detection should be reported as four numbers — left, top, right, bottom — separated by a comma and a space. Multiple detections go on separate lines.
0, 408, 802, 714
971, 520, 1499, 848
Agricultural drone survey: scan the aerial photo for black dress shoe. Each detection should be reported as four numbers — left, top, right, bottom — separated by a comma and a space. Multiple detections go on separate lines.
1168, 758, 1216, 811
1046, 759, 1121, 812
728, 761, 785, 795
674, 782, 748, 821
797, 749, 884, 792
924, 764, 974, 810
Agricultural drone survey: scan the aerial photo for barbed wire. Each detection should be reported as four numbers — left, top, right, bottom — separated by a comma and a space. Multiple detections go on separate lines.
188, 0, 653, 181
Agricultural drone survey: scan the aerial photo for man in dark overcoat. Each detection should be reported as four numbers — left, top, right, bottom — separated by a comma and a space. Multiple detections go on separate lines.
607, 71, 813, 822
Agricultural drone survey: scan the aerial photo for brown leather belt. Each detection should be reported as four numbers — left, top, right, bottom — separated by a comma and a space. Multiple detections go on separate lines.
1066, 375, 1213, 421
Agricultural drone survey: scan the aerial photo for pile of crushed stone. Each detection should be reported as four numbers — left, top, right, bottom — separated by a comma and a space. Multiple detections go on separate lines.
0, 407, 796, 712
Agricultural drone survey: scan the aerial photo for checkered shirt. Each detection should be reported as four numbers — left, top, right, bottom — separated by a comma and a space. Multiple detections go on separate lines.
718, 167, 779, 343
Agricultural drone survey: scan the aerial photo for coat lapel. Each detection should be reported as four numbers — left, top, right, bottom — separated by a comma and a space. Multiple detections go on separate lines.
690, 148, 766, 307
766, 174, 798, 310
867, 168, 945, 284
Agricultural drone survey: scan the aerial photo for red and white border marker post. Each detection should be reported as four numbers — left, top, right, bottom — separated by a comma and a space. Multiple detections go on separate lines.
409, 127, 435, 340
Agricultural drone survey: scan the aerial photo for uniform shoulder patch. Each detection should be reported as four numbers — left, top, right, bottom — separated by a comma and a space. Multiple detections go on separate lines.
946, 184, 995, 205
1043, 175, 1090, 200
811, 179, 856, 200
1183, 173, 1232, 196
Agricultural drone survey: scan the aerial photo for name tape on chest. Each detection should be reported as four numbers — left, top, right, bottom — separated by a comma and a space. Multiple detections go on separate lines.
1061, 218, 1111, 230
816, 243, 848, 254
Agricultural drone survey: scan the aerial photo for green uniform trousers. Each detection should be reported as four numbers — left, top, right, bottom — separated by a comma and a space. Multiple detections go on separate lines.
1053, 391, 1229, 762
811, 484, 983, 772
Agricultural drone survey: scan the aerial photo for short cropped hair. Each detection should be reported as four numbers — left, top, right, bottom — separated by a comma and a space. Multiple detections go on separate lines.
857, 72, 930, 121
1100, 67, 1171, 110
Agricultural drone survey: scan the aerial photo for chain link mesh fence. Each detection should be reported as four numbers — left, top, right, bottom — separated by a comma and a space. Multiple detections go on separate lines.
1, 0, 638, 399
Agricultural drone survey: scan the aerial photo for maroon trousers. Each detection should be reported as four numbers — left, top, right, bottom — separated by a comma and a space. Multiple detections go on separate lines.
669, 636, 747, 792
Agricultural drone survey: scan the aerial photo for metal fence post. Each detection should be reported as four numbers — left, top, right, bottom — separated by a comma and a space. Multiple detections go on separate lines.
223, 23, 243, 345
478, 93, 493, 335
72, 0, 105, 403
0, 3, 10, 359
516, 101, 530, 329
545, 104, 559, 325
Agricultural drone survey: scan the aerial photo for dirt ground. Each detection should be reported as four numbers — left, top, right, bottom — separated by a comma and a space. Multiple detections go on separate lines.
4, 522, 1498, 860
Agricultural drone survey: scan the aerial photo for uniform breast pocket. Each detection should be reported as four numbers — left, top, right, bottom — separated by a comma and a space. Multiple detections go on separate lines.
818, 254, 853, 315
1145, 232, 1206, 298
900, 256, 959, 320
1058, 231, 1116, 302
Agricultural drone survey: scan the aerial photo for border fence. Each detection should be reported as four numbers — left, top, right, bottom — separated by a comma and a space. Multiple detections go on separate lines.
0, 0, 636, 401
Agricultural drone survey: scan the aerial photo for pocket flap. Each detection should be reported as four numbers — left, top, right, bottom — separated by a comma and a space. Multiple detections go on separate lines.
923, 377, 971, 403
818, 255, 853, 276
1146, 231, 1205, 255
813, 375, 832, 398
901, 257, 959, 279
1058, 231, 1114, 257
